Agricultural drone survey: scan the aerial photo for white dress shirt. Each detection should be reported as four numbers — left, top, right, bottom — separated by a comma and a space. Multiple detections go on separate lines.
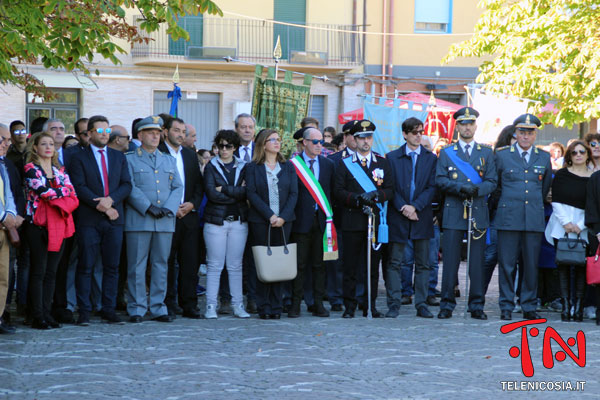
166, 142, 186, 203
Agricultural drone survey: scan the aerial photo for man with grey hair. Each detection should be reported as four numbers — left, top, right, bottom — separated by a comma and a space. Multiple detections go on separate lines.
234, 113, 256, 162
0, 123, 18, 334
183, 124, 197, 150
108, 125, 130, 153
43, 118, 66, 165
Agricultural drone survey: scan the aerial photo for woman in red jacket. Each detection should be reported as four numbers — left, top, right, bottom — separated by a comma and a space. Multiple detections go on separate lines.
24, 132, 78, 329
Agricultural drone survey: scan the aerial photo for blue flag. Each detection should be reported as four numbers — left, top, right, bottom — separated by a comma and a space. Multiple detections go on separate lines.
167, 83, 182, 117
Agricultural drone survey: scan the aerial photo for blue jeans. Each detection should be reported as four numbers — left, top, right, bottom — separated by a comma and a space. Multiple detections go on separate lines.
400, 225, 440, 297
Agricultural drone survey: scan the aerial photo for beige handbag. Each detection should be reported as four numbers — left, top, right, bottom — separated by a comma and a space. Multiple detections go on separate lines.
252, 226, 297, 283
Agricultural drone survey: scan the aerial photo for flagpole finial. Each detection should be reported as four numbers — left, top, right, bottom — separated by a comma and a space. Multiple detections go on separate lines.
173, 64, 180, 84
429, 90, 437, 107
273, 36, 282, 61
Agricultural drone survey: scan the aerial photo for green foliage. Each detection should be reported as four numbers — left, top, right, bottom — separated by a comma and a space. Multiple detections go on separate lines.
444, 0, 600, 127
0, 0, 222, 97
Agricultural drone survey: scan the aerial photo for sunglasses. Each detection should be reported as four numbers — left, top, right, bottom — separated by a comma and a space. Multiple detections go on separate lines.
13, 129, 27, 135
217, 143, 234, 150
308, 139, 325, 145
266, 138, 282, 144
409, 129, 424, 135
571, 149, 587, 156
590, 141, 599, 147
96, 128, 112, 134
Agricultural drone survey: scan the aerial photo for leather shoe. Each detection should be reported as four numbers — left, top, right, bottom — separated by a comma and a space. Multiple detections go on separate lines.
312, 303, 330, 317
54, 308, 74, 324
259, 314, 268, 320
46, 316, 62, 329
330, 304, 343, 312
437, 309, 452, 319
342, 309, 355, 318
0, 323, 16, 334
77, 314, 90, 326
287, 302, 300, 318
182, 309, 201, 319
269, 314, 281, 320
129, 315, 143, 323
31, 319, 49, 330
401, 295, 412, 305
523, 311, 542, 320
385, 306, 400, 318
417, 306, 434, 318
426, 296, 440, 306
470, 310, 488, 320
364, 308, 384, 318
246, 300, 258, 314
101, 312, 124, 324
500, 310, 512, 321
152, 314, 174, 323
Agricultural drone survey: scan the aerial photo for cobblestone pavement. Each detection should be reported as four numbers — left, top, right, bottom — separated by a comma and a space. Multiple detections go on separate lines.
1, 265, 599, 400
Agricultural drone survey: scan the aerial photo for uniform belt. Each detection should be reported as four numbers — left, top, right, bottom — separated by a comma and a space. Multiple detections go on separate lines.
224, 215, 240, 222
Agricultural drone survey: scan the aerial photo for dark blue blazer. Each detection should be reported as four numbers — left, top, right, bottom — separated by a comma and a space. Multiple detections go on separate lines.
63, 144, 85, 172
69, 146, 132, 226
245, 161, 298, 224
387, 144, 437, 241
4, 158, 25, 216
292, 154, 335, 234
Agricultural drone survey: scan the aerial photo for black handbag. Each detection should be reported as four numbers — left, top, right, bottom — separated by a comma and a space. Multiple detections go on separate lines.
555, 234, 587, 267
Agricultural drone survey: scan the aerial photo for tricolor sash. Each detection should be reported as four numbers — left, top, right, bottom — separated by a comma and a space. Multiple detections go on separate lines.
342, 157, 388, 244
444, 146, 483, 184
291, 156, 339, 260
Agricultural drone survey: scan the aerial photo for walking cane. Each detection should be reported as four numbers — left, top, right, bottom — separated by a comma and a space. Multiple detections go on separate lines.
463, 198, 474, 319
366, 206, 375, 320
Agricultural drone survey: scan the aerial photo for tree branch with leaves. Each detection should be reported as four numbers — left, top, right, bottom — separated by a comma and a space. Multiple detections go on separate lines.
444, 0, 600, 127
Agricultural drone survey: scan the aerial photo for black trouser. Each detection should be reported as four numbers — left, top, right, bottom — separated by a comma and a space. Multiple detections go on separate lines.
52, 235, 75, 312
26, 223, 64, 321
251, 222, 291, 315
341, 230, 381, 311
166, 219, 200, 312
291, 216, 326, 306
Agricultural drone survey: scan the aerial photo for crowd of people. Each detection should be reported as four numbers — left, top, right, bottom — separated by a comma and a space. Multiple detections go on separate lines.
0, 107, 599, 335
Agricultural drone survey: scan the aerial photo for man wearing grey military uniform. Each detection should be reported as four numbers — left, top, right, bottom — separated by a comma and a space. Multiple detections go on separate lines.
436, 107, 497, 320
125, 116, 183, 323
495, 113, 551, 321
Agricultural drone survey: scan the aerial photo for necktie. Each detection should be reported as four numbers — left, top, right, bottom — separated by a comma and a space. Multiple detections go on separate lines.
149, 152, 156, 166
409, 151, 417, 202
360, 157, 367, 168
98, 149, 109, 196
522, 151, 528, 166
309, 159, 315, 174
244, 147, 250, 162
464, 144, 471, 159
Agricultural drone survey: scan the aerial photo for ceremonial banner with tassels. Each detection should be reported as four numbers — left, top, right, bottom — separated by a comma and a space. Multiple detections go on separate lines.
290, 156, 338, 260
251, 65, 312, 156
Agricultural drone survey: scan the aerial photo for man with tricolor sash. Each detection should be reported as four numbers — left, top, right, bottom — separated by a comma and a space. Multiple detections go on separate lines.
333, 120, 393, 318
289, 127, 336, 318
435, 107, 497, 320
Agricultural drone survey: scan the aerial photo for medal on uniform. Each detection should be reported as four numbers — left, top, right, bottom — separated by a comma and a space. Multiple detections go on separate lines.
372, 168, 384, 186
539, 174, 543, 181
452, 172, 458, 179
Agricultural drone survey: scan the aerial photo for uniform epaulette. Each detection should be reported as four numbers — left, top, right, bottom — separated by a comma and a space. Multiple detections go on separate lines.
373, 151, 385, 159
125, 151, 134, 155
441, 143, 454, 150
496, 146, 510, 151
342, 152, 352, 159
479, 143, 492, 148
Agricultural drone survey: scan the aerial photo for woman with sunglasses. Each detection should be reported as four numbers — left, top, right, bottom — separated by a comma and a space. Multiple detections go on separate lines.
584, 133, 600, 171
202, 130, 250, 319
546, 140, 594, 322
23, 133, 78, 329
245, 129, 298, 319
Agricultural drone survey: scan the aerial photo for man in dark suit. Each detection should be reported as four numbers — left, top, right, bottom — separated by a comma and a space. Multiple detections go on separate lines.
334, 120, 393, 318
495, 114, 551, 321
289, 127, 335, 318
435, 107, 497, 320
159, 117, 204, 319
385, 117, 437, 318
70, 115, 132, 325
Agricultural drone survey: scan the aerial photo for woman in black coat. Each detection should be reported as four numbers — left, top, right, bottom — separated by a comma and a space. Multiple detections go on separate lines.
245, 129, 298, 319
202, 130, 250, 319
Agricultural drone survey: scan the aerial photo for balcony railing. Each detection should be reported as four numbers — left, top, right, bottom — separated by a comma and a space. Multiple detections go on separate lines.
131, 16, 363, 68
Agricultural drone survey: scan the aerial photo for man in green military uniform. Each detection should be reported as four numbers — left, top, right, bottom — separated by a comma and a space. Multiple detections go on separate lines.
495, 113, 551, 321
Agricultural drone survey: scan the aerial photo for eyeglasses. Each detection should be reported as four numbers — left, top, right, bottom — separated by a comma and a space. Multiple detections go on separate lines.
13, 129, 27, 135
590, 141, 599, 147
115, 135, 129, 140
308, 139, 325, 145
409, 129, 424, 135
95, 128, 112, 134
266, 138, 282, 144
571, 150, 587, 156
217, 143, 234, 150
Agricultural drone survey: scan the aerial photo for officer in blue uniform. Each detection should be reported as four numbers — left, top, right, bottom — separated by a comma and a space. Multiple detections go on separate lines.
495, 113, 551, 321
124, 116, 183, 323
435, 107, 497, 320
